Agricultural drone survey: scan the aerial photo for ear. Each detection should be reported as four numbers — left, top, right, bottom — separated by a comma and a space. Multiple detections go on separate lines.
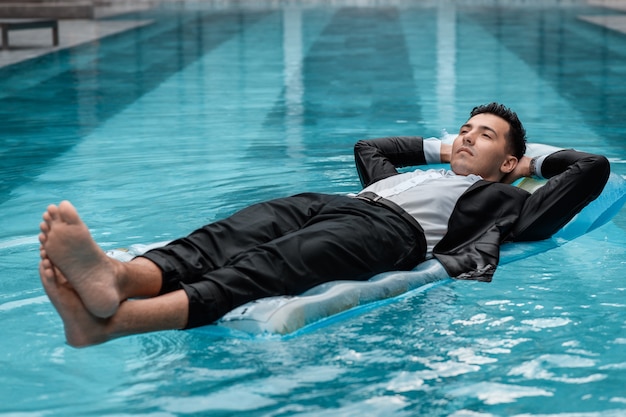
500, 155, 518, 174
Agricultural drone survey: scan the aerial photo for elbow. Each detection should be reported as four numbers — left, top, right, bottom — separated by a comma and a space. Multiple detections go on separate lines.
353, 139, 373, 156
353, 140, 373, 187
597, 155, 611, 179
594, 155, 611, 196
591, 155, 611, 189
579, 154, 611, 203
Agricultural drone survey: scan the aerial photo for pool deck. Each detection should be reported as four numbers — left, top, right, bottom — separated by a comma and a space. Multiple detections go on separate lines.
0, 0, 153, 69
582, 1, 626, 35
0, 0, 625, 70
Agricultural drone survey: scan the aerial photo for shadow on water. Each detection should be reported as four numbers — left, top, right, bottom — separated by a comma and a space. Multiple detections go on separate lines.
0, 8, 271, 205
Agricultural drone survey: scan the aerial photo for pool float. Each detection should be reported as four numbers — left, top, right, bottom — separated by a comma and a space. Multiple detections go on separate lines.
106, 143, 626, 338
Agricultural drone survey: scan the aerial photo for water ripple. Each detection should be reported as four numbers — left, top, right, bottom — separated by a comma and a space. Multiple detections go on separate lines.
508, 354, 606, 384
449, 381, 553, 405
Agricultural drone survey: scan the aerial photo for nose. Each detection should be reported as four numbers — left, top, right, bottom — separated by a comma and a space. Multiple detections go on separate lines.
462, 132, 475, 145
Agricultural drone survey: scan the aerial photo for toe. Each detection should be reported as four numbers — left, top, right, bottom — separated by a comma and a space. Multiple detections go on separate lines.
39, 260, 54, 282
46, 204, 59, 222
58, 201, 81, 224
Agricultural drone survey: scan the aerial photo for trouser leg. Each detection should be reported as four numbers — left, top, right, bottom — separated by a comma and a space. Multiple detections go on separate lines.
157, 195, 425, 328
143, 193, 350, 292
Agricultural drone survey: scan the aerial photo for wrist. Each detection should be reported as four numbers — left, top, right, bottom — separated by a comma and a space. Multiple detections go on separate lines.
440, 143, 452, 163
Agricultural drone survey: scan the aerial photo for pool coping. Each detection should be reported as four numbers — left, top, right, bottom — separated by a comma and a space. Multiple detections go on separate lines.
0, 18, 154, 69
0, 0, 624, 70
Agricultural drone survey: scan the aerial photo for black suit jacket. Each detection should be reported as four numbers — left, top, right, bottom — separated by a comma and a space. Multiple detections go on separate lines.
354, 136, 610, 282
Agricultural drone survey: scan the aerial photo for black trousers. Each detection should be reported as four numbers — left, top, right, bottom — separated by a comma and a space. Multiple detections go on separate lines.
141, 192, 426, 328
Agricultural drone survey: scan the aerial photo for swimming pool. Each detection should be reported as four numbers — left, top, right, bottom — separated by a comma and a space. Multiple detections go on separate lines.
1, 0, 625, 415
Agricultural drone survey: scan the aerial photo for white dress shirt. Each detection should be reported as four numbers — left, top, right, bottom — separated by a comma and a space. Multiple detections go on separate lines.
359, 139, 481, 255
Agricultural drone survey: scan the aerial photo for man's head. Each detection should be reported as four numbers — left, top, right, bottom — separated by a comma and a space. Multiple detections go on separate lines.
450, 103, 527, 182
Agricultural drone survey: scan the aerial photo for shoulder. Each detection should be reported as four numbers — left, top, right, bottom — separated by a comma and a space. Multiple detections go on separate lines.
467, 179, 530, 198
457, 180, 529, 215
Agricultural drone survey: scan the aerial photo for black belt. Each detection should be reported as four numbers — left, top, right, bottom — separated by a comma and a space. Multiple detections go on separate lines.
353, 192, 425, 238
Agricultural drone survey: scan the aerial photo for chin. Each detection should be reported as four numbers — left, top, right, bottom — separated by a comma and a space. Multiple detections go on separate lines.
450, 163, 471, 177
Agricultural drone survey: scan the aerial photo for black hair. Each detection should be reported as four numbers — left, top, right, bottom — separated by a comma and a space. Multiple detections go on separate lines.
470, 102, 527, 159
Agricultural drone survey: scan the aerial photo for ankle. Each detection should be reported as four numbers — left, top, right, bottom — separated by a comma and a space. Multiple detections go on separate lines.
119, 257, 163, 298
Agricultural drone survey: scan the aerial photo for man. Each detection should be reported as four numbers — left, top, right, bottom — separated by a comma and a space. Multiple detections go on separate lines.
39, 103, 610, 347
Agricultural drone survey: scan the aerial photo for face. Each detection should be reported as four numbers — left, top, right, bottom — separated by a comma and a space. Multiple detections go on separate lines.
450, 113, 518, 181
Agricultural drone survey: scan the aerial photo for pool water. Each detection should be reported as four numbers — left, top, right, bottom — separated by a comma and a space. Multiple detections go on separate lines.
1, 1, 626, 415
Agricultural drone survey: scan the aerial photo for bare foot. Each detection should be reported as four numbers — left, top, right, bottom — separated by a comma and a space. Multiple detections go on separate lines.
39, 260, 110, 347
39, 201, 121, 318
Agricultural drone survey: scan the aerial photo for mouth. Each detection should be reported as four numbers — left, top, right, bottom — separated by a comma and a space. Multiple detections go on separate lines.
457, 146, 473, 156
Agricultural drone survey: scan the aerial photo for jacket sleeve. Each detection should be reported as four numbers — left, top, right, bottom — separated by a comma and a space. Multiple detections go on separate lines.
353, 136, 428, 187
509, 149, 610, 241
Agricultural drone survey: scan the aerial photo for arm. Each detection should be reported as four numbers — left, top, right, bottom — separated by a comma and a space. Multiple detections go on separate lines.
439, 142, 452, 164
354, 136, 443, 187
509, 150, 610, 241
